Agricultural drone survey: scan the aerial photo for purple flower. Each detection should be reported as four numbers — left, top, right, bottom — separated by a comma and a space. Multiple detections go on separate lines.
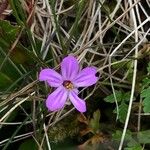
39, 56, 98, 112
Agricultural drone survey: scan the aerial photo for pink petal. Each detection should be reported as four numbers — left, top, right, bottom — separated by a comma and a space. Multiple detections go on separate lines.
46, 86, 68, 111
73, 67, 98, 87
61, 56, 79, 80
39, 68, 63, 87
69, 90, 86, 112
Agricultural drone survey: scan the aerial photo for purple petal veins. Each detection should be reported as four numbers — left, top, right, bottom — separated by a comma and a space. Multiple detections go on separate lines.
39, 55, 99, 112
39, 68, 63, 87
46, 86, 68, 111
69, 90, 86, 112
73, 67, 98, 87
61, 56, 79, 80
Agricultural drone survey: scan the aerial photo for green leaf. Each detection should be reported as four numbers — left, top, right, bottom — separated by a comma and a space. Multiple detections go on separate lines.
127, 139, 141, 148
0, 20, 19, 49
112, 130, 132, 141
142, 77, 150, 88
112, 131, 142, 150
113, 102, 128, 123
104, 91, 122, 103
143, 99, 150, 113
18, 139, 38, 150
137, 130, 150, 144
124, 145, 142, 150
112, 130, 122, 140
123, 92, 132, 102
104, 91, 131, 103
89, 110, 101, 133
141, 87, 150, 98
141, 87, 150, 112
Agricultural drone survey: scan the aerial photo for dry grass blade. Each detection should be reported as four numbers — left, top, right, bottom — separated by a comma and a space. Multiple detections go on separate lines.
0, 0, 150, 149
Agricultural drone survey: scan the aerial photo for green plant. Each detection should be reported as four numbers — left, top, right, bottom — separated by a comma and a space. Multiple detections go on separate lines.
104, 90, 132, 123
141, 62, 150, 113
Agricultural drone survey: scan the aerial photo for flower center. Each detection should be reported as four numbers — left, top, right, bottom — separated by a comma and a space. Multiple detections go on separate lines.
63, 80, 74, 89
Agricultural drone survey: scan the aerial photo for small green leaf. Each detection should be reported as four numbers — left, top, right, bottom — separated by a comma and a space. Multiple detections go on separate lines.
89, 110, 101, 133
143, 100, 150, 113
0, 20, 19, 48
137, 130, 150, 144
127, 139, 141, 148
112, 130, 122, 140
113, 102, 128, 123
142, 77, 150, 88
123, 92, 132, 102
18, 139, 38, 150
104, 91, 131, 103
124, 145, 142, 150
112, 130, 142, 150
112, 130, 132, 141
104, 91, 122, 103
141, 87, 150, 98
141, 87, 150, 112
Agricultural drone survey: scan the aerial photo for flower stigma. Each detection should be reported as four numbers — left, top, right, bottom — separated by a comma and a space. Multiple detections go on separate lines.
63, 80, 74, 89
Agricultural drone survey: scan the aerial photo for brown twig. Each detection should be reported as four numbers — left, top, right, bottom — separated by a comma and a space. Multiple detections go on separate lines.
0, 0, 9, 19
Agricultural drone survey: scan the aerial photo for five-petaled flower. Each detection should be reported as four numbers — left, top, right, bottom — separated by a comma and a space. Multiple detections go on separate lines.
39, 56, 98, 112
